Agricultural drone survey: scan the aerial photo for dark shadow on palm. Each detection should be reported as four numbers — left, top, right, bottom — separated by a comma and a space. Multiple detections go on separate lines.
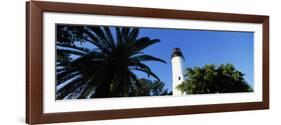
56, 25, 166, 99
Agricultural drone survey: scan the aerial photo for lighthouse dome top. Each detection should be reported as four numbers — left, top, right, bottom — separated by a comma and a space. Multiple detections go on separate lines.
171, 48, 184, 59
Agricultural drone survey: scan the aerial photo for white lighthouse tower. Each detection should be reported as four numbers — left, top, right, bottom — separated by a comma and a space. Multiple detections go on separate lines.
171, 48, 185, 96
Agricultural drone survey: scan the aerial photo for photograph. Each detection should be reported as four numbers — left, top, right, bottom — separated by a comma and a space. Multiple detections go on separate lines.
55, 24, 254, 100
25, 1, 269, 124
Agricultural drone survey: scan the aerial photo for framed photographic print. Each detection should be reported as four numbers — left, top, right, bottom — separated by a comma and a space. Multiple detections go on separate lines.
26, 1, 269, 124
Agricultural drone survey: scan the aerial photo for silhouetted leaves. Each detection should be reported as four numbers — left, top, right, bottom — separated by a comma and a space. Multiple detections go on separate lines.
128, 78, 172, 96
177, 64, 253, 94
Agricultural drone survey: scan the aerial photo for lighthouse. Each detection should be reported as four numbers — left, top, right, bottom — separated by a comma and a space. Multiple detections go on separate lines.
171, 48, 185, 96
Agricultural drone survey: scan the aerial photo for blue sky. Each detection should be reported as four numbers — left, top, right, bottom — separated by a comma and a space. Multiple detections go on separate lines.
132, 27, 254, 92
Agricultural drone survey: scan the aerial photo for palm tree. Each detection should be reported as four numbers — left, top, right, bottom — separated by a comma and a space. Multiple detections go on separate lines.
56, 26, 166, 99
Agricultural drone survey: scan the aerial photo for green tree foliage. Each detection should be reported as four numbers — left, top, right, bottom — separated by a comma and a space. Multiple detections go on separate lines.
56, 25, 85, 64
177, 64, 253, 94
56, 25, 167, 99
128, 78, 172, 96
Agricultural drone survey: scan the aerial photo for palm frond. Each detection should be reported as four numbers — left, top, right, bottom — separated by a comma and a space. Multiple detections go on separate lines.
78, 67, 113, 98
56, 42, 91, 53
131, 37, 160, 54
84, 28, 111, 54
103, 27, 115, 49
57, 69, 80, 85
56, 75, 85, 100
57, 71, 80, 85
116, 27, 123, 46
129, 71, 145, 95
57, 48, 87, 56
89, 26, 115, 50
109, 70, 124, 96
131, 54, 166, 63
122, 27, 130, 41
130, 62, 161, 81
127, 28, 139, 43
